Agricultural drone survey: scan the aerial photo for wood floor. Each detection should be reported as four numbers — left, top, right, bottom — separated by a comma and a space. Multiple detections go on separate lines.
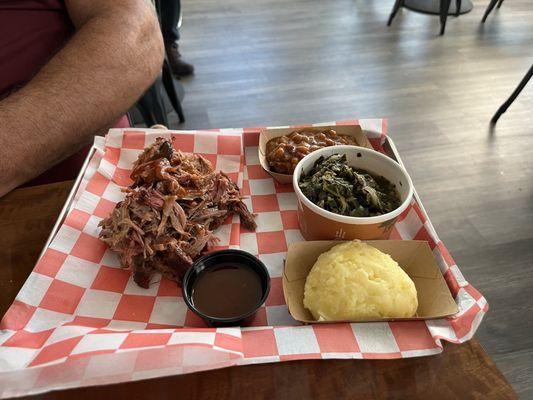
170, 0, 533, 396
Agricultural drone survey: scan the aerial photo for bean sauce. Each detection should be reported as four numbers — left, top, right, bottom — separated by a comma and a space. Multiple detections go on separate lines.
191, 264, 263, 319
266, 129, 357, 174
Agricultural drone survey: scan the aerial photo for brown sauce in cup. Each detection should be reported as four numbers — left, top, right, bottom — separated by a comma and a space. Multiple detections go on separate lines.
191, 263, 263, 319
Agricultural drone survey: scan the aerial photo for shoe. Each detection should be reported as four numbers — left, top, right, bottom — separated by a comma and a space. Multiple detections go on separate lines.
165, 42, 194, 78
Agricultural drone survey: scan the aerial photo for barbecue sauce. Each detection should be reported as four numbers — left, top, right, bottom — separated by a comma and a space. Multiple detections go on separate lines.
191, 264, 263, 318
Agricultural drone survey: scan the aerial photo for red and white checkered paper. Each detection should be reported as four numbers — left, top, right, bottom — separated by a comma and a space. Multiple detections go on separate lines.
0, 120, 487, 398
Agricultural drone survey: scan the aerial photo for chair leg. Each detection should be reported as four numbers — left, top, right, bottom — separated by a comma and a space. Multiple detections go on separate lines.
387, 0, 404, 26
491, 65, 533, 125
135, 100, 156, 128
136, 79, 169, 127
455, 0, 461, 16
125, 112, 134, 127
497, 0, 505, 8
440, 0, 452, 35
482, 0, 499, 22
162, 60, 185, 123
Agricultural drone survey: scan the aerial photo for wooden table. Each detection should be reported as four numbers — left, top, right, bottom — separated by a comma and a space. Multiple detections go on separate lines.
0, 182, 517, 399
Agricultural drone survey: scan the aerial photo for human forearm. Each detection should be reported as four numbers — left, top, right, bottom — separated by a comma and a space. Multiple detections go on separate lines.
0, 0, 164, 196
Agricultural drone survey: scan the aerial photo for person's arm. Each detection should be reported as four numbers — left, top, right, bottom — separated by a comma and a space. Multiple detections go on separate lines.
0, 0, 164, 197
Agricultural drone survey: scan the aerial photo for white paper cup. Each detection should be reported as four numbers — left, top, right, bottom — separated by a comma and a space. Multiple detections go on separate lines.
292, 145, 414, 240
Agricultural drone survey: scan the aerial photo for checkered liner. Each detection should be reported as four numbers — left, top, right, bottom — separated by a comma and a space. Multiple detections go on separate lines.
0, 120, 487, 398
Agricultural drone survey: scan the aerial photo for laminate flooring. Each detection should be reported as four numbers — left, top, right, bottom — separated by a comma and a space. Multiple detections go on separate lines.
167, 0, 533, 396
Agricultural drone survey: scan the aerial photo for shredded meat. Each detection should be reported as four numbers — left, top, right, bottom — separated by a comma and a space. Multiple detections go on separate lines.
99, 137, 256, 288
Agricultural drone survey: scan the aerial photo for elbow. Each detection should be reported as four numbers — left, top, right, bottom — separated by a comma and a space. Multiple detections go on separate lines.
127, 2, 165, 90
142, 10, 165, 86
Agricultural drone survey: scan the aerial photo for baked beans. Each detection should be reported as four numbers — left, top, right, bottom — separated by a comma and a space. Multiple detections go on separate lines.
266, 129, 357, 174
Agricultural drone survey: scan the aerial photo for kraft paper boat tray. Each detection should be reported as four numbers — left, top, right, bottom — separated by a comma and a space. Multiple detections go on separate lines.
258, 124, 373, 184
283, 240, 459, 324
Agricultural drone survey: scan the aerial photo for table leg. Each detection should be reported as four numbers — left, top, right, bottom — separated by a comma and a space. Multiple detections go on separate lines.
482, 0, 499, 22
440, 0, 452, 35
388, 0, 405, 26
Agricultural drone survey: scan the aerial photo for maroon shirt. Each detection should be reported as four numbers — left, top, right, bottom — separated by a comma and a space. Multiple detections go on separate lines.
0, 0, 129, 186
0, 0, 74, 97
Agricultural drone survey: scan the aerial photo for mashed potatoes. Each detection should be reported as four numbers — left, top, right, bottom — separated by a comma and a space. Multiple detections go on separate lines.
303, 241, 418, 320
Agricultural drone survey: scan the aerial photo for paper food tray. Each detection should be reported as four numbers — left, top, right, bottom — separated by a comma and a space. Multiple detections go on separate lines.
0, 121, 487, 399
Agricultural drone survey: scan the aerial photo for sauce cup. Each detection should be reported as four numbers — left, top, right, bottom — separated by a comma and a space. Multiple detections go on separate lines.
182, 250, 271, 327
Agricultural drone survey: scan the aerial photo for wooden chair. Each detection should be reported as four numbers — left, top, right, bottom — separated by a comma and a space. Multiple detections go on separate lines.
482, 0, 505, 23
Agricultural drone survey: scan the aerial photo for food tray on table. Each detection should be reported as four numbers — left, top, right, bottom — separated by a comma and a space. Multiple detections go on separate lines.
0, 120, 488, 398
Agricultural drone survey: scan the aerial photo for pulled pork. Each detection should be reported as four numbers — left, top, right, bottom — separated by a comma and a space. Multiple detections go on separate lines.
99, 137, 256, 288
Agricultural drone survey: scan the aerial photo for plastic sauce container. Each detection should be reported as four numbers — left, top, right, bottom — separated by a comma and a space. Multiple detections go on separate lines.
182, 250, 271, 327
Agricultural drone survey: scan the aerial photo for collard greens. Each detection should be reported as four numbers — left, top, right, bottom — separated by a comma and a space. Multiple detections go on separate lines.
298, 154, 401, 217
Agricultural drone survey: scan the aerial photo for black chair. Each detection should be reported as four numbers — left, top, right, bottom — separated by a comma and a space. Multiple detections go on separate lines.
388, 0, 460, 35
481, 0, 531, 124
134, 0, 186, 127
491, 64, 533, 124
135, 61, 185, 127
482, 0, 505, 23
